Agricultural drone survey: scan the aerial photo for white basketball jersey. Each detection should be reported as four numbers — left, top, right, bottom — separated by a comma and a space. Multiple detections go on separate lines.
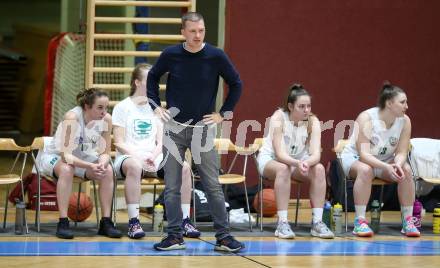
344, 107, 405, 161
48, 106, 105, 162
260, 109, 309, 160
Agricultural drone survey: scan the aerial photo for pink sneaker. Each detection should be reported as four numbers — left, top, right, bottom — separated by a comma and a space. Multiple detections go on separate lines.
353, 217, 374, 237
401, 216, 421, 237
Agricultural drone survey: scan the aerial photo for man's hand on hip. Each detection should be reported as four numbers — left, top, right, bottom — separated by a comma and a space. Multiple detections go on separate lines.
154, 107, 171, 122
202, 112, 223, 125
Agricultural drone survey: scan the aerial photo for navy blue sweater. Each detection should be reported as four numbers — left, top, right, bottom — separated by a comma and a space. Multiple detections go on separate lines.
147, 43, 242, 124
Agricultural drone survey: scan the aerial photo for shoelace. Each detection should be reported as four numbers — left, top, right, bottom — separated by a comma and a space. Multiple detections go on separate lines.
357, 218, 370, 228
130, 222, 142, 232
315, 221, 329, 231
405, 216, 418, 229
184, 222, 197, 232
220, 236, 235, 245
222, 236, 243, 248
160, 235, 172, 242
279, 222, 292, 232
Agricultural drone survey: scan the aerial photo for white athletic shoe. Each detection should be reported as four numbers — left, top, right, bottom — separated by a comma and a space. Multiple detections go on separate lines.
275, 221, 295, 239
310, 221, 335, 239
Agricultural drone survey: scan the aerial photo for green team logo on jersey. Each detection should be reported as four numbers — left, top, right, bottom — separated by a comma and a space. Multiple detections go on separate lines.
50, 157, 58, 166
134, 119, 152, 136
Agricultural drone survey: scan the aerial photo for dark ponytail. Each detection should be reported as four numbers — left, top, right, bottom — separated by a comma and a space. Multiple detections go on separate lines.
282, 83, 310, 112
283, 83, 314, 134
377, 81, 405, 109
76, 88, 108, 109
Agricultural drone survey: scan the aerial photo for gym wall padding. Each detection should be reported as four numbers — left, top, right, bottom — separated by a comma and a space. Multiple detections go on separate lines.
224, 1, 440, 195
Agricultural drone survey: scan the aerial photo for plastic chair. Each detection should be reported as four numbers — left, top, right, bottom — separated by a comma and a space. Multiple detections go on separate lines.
0, 138, 30, 232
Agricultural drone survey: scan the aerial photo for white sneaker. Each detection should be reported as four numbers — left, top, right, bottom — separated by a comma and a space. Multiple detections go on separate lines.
275, 221, 295, 239
311, 221, 335, 239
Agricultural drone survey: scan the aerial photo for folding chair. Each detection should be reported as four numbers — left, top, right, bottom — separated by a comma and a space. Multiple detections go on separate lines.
0, 138, 30, 233
214, 138, 262, 232
333, 139, 391, 232
30, 137, 101, 232
252, 138, 302, 232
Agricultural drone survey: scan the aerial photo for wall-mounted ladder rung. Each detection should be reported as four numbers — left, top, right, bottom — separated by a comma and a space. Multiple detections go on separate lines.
94, 67, 134, 73
95, 17, 181, 24
94, 50, 162, 57
83, 0, 196, 206
95, 1, 192, 8
94, 84, 166, 90
94, 33, 184, 41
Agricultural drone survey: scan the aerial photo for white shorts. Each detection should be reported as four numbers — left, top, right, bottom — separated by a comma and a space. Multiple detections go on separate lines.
256, 153, 274, 175
39, 153, 88, 179
256, 152, 309, 175
340, 152, 393, 179
113, 154, 163, 179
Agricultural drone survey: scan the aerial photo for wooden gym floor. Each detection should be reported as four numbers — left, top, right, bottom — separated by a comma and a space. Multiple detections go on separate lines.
1, 156, 439, 267
0, 206, 439, 268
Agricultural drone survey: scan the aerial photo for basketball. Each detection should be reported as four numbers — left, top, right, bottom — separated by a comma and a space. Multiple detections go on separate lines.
253, 188, 277, 217
67, 192, 93, 222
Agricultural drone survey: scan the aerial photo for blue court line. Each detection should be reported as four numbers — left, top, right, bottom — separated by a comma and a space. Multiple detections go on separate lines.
0, 240, 439, 256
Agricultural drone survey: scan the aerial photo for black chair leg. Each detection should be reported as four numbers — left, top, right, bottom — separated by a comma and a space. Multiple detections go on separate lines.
344, 178, 348, 232
75, 183, 82, 227
294, 184, 301, 227
258, 176, 263, 232
152, 185, 157, 229
3, 187, 9, 229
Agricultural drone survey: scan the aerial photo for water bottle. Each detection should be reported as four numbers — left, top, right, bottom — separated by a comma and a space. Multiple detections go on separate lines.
15, 199, 26, 235
370, 200, 381, 234
412, 199, 423, 229
153, 204, 164, 232
332, 203, 343, 234
322, 201, 332, 228
433, 204, 440, 234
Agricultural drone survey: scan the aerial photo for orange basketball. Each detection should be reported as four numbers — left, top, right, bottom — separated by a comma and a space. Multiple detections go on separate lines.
253, 188, 277, 217
67, 192, 93, 222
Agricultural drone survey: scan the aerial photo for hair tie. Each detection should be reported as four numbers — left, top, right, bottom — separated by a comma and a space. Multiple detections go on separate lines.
290, 83, 303, 91
382, 80, 392, 89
